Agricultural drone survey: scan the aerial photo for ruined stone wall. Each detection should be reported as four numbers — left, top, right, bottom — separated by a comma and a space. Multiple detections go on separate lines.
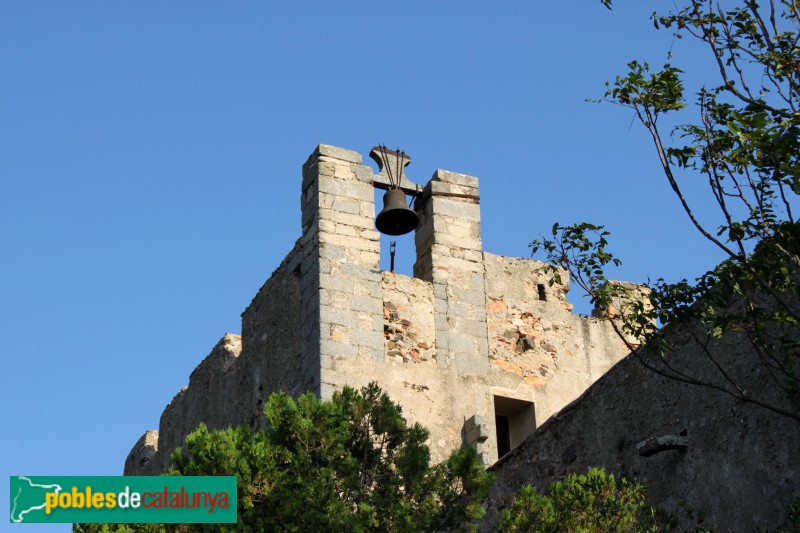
481, 310, 800, 531
125, 144, 637, 473
484, 253, 631, 427
239, 242, 308, 407
382, 272, 436, 364
129, 246, 305, 474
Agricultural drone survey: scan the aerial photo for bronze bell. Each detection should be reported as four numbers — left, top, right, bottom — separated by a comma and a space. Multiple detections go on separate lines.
375, 188, 419, 236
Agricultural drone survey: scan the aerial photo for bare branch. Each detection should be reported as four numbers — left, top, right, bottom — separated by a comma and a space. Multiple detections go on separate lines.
638, 105, 740, 258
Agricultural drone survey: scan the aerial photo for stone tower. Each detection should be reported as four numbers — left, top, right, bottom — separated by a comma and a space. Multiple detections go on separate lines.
125, 144, 635, 475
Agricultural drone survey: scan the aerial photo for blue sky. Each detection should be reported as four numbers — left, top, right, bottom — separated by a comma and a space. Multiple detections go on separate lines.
1, 2, 737, 529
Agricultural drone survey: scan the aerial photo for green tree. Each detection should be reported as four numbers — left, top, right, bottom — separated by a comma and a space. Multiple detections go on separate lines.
75, 383, 493, 532
497, 467, 667, 533
532, 0, 800, 420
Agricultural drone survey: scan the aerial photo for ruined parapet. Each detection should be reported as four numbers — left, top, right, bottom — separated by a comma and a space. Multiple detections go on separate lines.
124, 430, 159, 476
482, 253, 632, 455
485, 255, 572, 389
592, 280, 653, 347
239, 242, 306, 403
149, 333, 243, 473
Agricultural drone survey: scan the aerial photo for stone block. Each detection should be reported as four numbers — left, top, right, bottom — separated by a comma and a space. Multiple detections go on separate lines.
333, 162, 356, 180
358, 313, 383, 331
464, 414, 490, 444
320, 307, 359, 328
349, 294, 383, 314
300, 253, 319, 279
319, 244, 345, 263
414, 221, 435, 249
455, 350, 488, 374
359, 228, 380, 241
413, 263, 433, 283
320, 338, 359, 358
317, 191, 336, 209
318, 219, 337, 234
431, 197, 481, 222
353, 279, 382, 299
448, 333, 478, 353
331, 196, 361, 215
301, 201, 319, 231
432, 231, 482, 251
319, 273, 355, 294
429, 179, 478, 197
319, 230, 380, 253
327, 324, 351, 344
429, 254, 484, 274
333, 224, 357, 237
358, 200, 376, 218
350, 328, 384, 351
338, 262, 381, 282
300, 225, 318, 248
448, 269, 485, 289
431, 169, 479, 189
445, 301, 478, 320
317, 208, 373, 230
319, 288, 350, 309
344, 248, 380, 266
354, 164, 374, 184
449, 286, 487, 306
315, 144, 363, 164
318, 177, 374, 202
302, 173, 318, 196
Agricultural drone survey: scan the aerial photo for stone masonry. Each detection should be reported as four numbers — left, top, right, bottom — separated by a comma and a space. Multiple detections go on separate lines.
480, 294, 800, 531
125, 144, 640, 473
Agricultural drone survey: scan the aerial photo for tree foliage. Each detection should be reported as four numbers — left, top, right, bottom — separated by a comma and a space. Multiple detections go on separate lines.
532, 0, 800, 421
497, 467, 668, 533
75, 383, 494, 532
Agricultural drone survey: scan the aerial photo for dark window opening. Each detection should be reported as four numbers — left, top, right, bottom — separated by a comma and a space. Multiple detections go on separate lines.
494, 395, 536, 459
537, 284, 547, 301
495, 415, 511, 457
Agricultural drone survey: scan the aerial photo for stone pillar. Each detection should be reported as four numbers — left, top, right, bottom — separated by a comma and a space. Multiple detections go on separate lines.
413, 170, 489, 373
463, 414, 491, 464
300, 145, 385, 399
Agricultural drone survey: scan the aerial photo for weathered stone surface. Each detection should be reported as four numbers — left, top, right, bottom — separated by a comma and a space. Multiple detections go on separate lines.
383, 272, 436, 364
124, 430, 159, 476
126, 144, 633, 471
310, 144, 362, 165
150, 333, 245, 473
481, 308, 800, 532
432, 168, 479, 189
